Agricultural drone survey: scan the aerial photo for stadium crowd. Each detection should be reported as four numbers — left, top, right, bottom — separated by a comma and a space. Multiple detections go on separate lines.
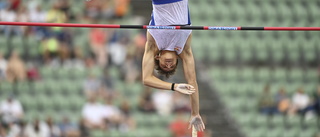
257, 84, 320, 124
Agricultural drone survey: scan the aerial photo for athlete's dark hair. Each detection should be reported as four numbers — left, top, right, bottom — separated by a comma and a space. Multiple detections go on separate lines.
154, 59, 178, 78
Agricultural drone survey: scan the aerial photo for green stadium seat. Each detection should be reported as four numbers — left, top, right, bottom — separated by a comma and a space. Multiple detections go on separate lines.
91, 130, 107, 137
268, 127, 284, 137
37, 95, 55, 111
0, 81, 14, 93
252, 115, 269, 128
298, 129, 317, 137
239, 67, 254, 82
224, 41, 237, 63
24, 110, 41, 121
286, 40, 300, 63
10, 36, 24, 48
269, 41, 285, 64
238, 41, 253, 63
226, 97, 244, 112
250, 82, 265, 96
44, 80, 63, 94
223, 68, 238, 82
270, 116, 285, 127
20, 94, 38, 111
56, 68, 71, 80
16, 81, 30, 93
247, 127, 267, 137
207, 40, 222, 63
124, 82, 143, 96
256, 68, 271, 83
284, 127, 300, 137
209, 68, 222, 81
68, 95, 85, 109
305, 68, 318, 82
237, 114, 252, 127
271, 68, 287, 83
191, 38, 206, 61
286, 82, 303, 94
40, 67, 54, 79
286, 116, 301, 128
287, 68, 303, 82
70, 68, 86, 79
26, 36, 41, 58
134, 128, 155, 137
33, 81, 46, 93
257, 43, 269, 63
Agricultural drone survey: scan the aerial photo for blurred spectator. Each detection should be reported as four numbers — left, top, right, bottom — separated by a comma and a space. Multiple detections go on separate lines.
0, 53, 7, 81
0, 7, 21, 37
78, 118, 90, 137
41, 36, 60, 64
138, 87, 156, 113
89, 28, 108, 67
289, 88, 312, 116
122, 55, 139, 84
118, 100, 135, 132
58, 0, 75, 20
16, 6, 29, 36
83, 74, 101, 98
56, 29, 74, 63
62, 47, 85, 69
81, 97, 105, 129
17, 121, 27, 137
172, 92, 191, 113
152, 89, 173, 116
6, 51, 26, 83
29, 5, 46, 22
274, 87, 291, 114
101, 70, 115, 98
0, 123, 6, 137
313, 86, 320, 116
7, 121, 26, 137
26, 62, 40, 81
46, 1, 67, 24
84, 57, 95, 69
114, 0, 130, 18
24, 119, 50, 137
0, 0, 7, 10
84, 0, 105, 20
101, 97, 121, 130
257, 85, 277, 115
8, 0, 21, 11
58, 116, 79, 137
6, 122, 21, 137
108, 37, 128, 67
29, 5, 48, 39
0, 95, 24, 126
45, 116, 61, 137
169, 111, 194, 137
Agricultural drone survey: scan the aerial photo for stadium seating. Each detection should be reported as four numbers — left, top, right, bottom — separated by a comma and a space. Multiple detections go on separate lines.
1, 0, 319, 136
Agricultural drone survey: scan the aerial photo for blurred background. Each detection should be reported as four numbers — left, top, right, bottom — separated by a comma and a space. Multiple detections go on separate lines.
0, 0, 319, 137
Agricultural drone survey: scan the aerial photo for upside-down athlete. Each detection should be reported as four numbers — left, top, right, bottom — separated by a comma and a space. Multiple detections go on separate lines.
142, 0, 205, 132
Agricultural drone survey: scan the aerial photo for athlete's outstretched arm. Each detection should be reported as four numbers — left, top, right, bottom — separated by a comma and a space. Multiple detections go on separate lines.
180, 34, 205, 131
142, 32, 195, 95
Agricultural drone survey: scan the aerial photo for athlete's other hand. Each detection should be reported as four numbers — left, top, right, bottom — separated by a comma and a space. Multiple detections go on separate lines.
174, 83, 195, 95
189, 114, 205, 132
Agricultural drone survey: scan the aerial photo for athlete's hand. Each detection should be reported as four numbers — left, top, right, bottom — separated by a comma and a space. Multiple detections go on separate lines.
174, 83, 195, 95
189, 114, 205, 132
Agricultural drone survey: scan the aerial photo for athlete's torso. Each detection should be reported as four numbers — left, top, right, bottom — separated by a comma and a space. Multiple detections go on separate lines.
148, 0, 191, 55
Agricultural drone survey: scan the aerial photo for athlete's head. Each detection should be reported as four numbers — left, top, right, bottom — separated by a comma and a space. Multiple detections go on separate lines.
154, 50, 178, 78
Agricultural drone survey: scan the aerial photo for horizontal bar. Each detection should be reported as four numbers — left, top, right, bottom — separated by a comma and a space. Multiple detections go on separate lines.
0, 22, 320, 31
264, 27, 320, 31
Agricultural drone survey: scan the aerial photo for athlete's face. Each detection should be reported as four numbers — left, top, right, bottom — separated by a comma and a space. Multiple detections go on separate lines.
156, 51, 178, 72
